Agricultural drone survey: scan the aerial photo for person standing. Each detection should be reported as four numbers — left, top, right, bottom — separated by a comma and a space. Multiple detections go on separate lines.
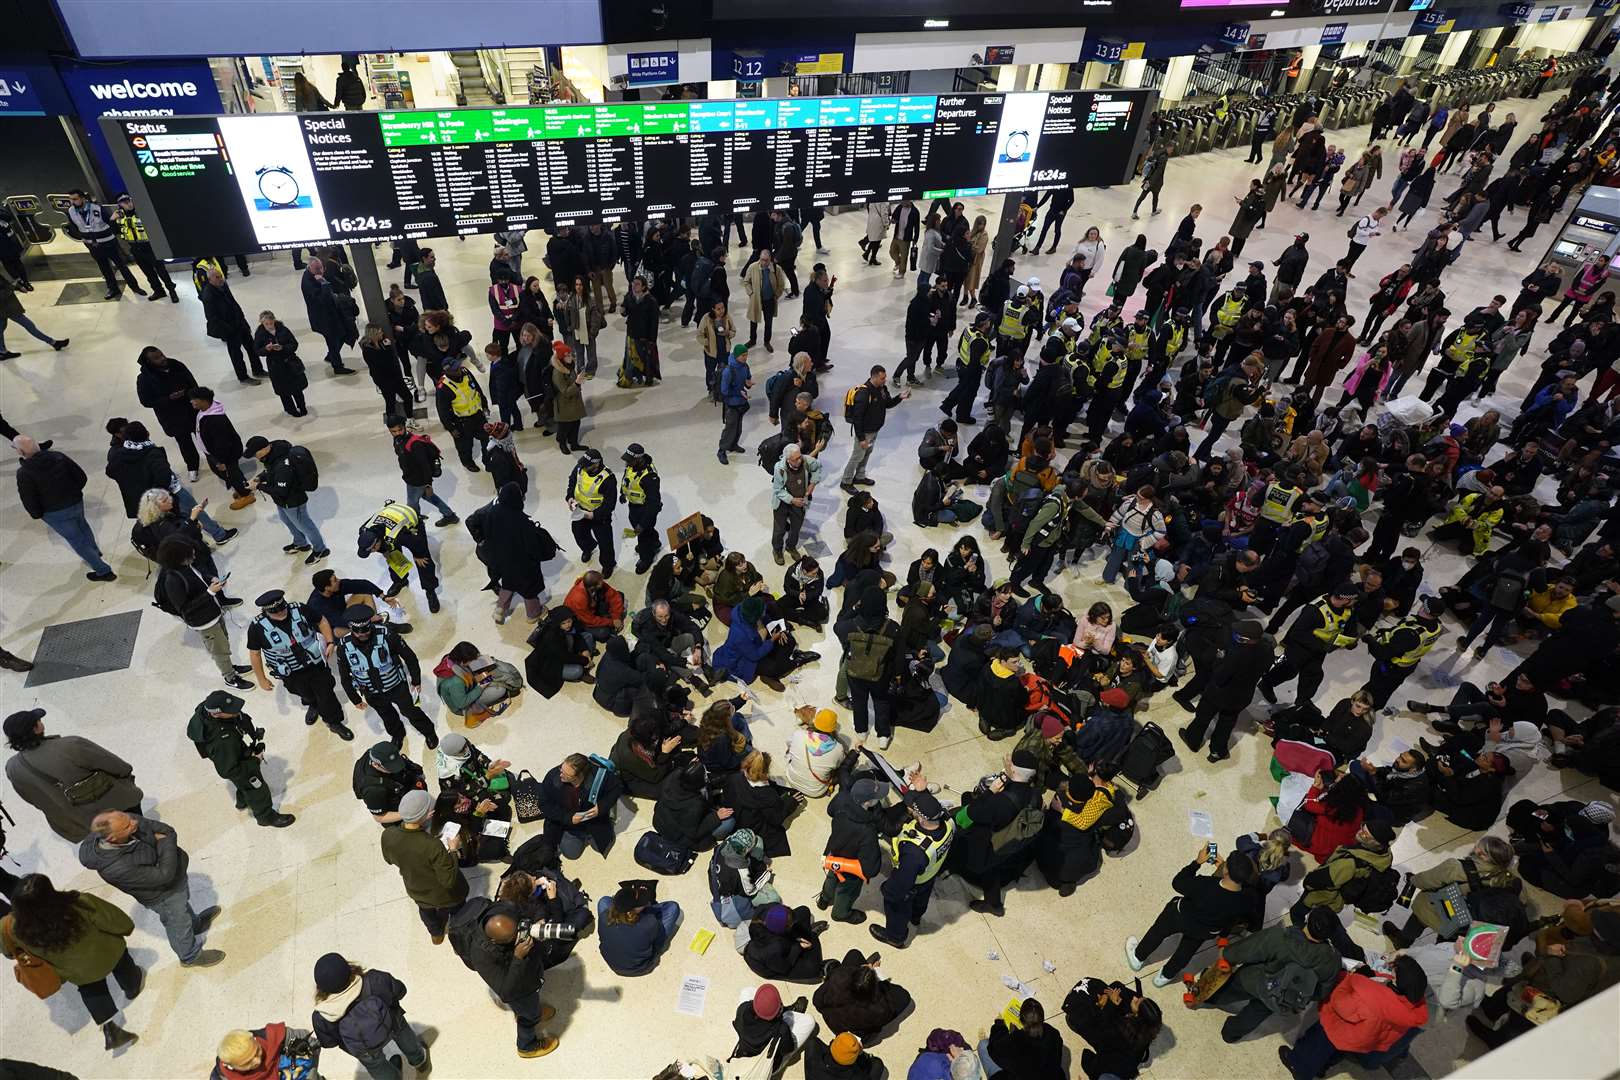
802, 265, 836, 370
3, 709, 144, 842
252, 311, 309, 416
567, 451, 618, 576
335, 608, 440, 751
65, 190, 144, 300
381, 790, 467, 943
301, 257, 359, 374
136, 346, 201, 479
868, 792, 954, 949
185, 691, 296, 828
414, 247, 448, 312
199, 267, 264, 386
77, 811, 223, 968
771, 444, 821, 566
717, 343, 753, 464
15, 437, 116, 581
1258, 582, 1361, 708
549, 341, 589, 454
311, 953, 432, 1080
358, 501, 442, 613
106, 420, 235, 545
434, 355, 491, 472
940, 311, 993, 424
246, 589, 353, 741
834, 587, 903, 751
245, 436, 329, 563
1360, 594, 1445, 710
0, 269, 68, 360
742, 249, 787, 352
1, 873, 143, 1050
620, 444, 662, 575
839, 365, 909, 493
619, 275, 661, 387
1176, 619, 1274, 763
1343, 207, 1388, 275
1132, 143, 1168, 218
447, 896, 559, 1058
584, 222, 619, 314
386, 415, 458, 525
773, 210, 802, 298
154, 536, 252, 689
188, 386, 256, 509
816, 776, 885, 924
1125, 847, 1259, 987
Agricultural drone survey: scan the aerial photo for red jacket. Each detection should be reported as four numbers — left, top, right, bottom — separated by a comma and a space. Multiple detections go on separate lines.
1298, 795, 1365, 863
1320, 972, 1429, 1053
563, 577, 624, 628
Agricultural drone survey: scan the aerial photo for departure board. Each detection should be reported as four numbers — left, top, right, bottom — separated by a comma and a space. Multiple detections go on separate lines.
104, 90, 1152, 259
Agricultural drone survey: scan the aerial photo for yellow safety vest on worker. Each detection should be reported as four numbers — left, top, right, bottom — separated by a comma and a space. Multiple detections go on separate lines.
1259, 482, 1303, 524
1165, 322, 1188, 357
999, 300, 1032, 341
572, 468, 608, 512
1088, 316, 1120, 348
1310, 598, 1356, 649
624, 465, 651, 505
1091, 342, 1125, 390
1445, 330, 1481, 367
443, 373, 483, 418
1296, 513, 1329, 551
369, 503, 421, 578
117, 212, 149, 244
887, 819, 956, 884
1125, 328, 1150, 363
958, 327, 987, 368
1375, 616, 1443, 667
1211, 295, 1245, 338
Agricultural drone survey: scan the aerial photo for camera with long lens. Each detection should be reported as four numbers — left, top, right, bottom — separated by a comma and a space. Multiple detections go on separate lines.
517, 919, 579, 943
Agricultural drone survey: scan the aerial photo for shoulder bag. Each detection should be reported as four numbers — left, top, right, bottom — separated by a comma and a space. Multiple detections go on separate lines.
1, 914, 61, 999
510, 769, 544, 823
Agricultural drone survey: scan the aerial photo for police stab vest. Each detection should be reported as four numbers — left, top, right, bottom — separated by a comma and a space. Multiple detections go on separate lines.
444, 374, 483, 417
1311, 599, 1353, 648
252, 605, 324, 677
341, 630, 408, 694
887, 818, 956, 884
999, 300, 1032, 341
957, 328, 987, 368
624, 466, 651, 505
1259, 482, 1303, 524
1376, 616, 1442, 667
573, 468, 608, 511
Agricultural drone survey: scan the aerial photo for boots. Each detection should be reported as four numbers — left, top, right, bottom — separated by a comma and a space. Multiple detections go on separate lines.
0, 647, 33, 672
103, 1021, 138, 1051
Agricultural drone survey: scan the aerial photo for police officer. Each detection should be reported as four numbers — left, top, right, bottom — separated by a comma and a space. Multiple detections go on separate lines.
1084, 326, 1128, 441
65, 189, 144, 300
359, 501, 441, 613
1258, 581, 1361, 708
1119, 309, 1153, 405
113, 194, 177, 303
184, 691, 295, 828
940, 311, 993, 425
567, 450, 618, 577
1361, 594, 1446, 711
336, 605, 438, 749
997, 285, 1039, 361
620, 443, 662, 576
1251, 467, 1307, 556
435, 355, 490, 471
868, 790, 955, 950
246, 589, 354, 741
353, 740, 429, 825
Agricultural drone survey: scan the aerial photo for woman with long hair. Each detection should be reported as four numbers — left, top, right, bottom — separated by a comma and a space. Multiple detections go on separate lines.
696, 699, 751, 776
1294, 771, 1370, 862
132, 488, 237, 604
3, 873, 143, 1050
962, 215, 990, 307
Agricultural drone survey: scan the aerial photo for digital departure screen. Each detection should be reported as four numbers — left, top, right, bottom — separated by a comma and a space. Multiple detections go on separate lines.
105, 90, 1153, 258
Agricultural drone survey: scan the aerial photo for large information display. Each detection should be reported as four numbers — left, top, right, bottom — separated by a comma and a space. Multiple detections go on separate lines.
105, 90, 1152, 259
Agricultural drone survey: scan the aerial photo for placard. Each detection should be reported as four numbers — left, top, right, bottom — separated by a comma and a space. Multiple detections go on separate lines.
626, 51, 680, 88
107, 89, 1154, 258
1320, 22, 1348, 44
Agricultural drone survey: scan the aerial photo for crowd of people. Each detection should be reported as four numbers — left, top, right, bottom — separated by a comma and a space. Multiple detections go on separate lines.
2, 60, 1619, 1080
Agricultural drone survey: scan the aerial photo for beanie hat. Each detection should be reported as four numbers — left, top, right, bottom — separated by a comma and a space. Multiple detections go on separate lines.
753, 983, 782, 1020
1039, 713, 1065, 739
1100, 688, 1131, 709
858, 586, 888, 621
763, 904, 792, 934
313, 952, 353, 995
552, 340, 572, 360
925, 1029, 970, 1054
1579, 800, 1617, 826
731, 342, 750, 358
830, 1033, 862, 1066
813, 709, 839, 734
398, 789, 434, 824
1367, 820, 1397, 846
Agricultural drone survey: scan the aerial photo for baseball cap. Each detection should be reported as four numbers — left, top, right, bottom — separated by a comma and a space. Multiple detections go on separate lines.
203, 691, 244, 713
1016, 285, 1030, 297
1061, 317, 1081, 332
243, 436, 270, 456
731, 342, 750, 358
368, 740, 407, 773
1027, 276, 1041, 288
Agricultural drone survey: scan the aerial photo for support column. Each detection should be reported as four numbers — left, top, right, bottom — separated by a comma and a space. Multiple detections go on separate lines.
347, 243, 388, 334
988, 191, 1027, 282
1119, 59, 1147, 89
1161, 55, 1194, 103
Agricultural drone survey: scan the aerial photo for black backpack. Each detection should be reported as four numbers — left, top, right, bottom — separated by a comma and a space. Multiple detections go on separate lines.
152, 572, 181, 618
1340, 862, 1402, 913
1262, 963, 1320, 1015
757, 431, 790, 474
405, 433, 443, 479
1462, 860, 1526, 927
287, 445, 320, 491
634, 831, 696, 875
1119, 722, 1175, 789
1095, 797, 1137, 853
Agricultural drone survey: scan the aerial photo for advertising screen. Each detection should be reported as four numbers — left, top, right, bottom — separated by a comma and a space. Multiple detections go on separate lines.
107, 90, 1153, 258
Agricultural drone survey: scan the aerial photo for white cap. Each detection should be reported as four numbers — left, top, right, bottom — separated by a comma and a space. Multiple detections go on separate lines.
1061, 317, 1080, 332
1027, 276, 1041, 288
1016, 285, 1030, 297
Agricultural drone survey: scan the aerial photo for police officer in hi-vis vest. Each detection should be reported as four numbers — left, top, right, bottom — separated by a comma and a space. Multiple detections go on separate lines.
336, 604, 438, 749
567, 449, 619, 577
1360, 594, 1446, 710
620, 443, 663, 575
246, 589, 354, 742
939, 311, 993, 425
868, 790, 955, 950
113, 193, 178, 303
1258, 581, 1362, 708
359, 501, 442, 613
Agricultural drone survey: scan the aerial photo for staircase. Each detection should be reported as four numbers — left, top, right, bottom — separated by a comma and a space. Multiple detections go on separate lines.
450, 50, 497, 106
502, 47, 549, 103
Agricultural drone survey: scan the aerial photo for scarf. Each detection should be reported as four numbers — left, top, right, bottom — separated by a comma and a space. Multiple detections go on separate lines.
312, 975, 365, 1022
435, 746, 470, 781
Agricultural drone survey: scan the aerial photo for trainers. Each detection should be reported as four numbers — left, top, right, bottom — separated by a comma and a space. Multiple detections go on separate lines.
283, 543, 310, 554
305, 548, 329, 564
224, 675, 253, 690
188, 469, 200, 483
1151, 971, 1176, 988
1124, 936, 1145, 971
213, 528, 239, 546
877, 735, 892, 750
517, 1036, 560, 1059
52, 338, 69, 350
435, 514, 459, 527
180, 948, 226, 967
232, 664, 253, 674
193, 906, 222, 934
494, 604, 507, 624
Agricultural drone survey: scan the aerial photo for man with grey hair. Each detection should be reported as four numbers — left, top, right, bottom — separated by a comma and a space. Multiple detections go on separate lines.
78, 810, 223, 966
381, 788, 468, 944
630, 599, 711, 693
771, 442, 822, 565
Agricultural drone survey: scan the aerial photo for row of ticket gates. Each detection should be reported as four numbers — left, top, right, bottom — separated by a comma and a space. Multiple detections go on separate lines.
1153, 50, 1605, 158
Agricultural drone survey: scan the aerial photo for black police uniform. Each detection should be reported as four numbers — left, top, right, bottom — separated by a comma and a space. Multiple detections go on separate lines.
246, 590, 351, 738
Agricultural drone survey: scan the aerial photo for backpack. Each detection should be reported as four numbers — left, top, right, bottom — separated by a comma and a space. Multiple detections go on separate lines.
757, 431, 790, 474
1341, 864, 1402, 913
1346, 217, 1365, 240
1095, 797, 1137, 853
634, 831, 696, 875
1261, 963, 1320, 1015
404, 433, 443, 479
688, 254, 715, 296
1462, 860, 1526, 926
843, 384, 865, 424
844, 621, 897, 682
152, 572, 181, 618
1486, 567, 1527, 612
287, 445, 320, 491
1005, 483, 1048, 537
763, 367, 792, 405
990, 789, 1047, 853
1118, 722, 1175, 789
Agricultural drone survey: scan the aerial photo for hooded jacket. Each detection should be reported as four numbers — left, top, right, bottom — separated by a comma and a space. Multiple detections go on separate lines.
311, 968, 409, 1057
76, 815, 187, 903
16, 449, 89, 518
1318, 972, 1429, 1053
105, 439, 177, 517
136, 354, 200, 436
448, 897, 546, 1002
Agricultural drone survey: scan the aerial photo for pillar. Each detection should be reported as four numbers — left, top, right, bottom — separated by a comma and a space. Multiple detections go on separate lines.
1118, 58, 1147, 89
1161, 54, 1194, 103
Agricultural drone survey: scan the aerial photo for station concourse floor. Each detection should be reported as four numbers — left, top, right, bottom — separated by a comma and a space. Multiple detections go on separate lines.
0, 90, 1612, 1080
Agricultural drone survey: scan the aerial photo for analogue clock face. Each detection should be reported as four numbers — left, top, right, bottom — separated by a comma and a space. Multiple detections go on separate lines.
260, 168, 299, 205
1006, 132, 1029, 160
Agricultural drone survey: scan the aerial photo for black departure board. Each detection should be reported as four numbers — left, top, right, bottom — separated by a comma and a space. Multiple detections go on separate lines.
104, 89, 1153, 259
